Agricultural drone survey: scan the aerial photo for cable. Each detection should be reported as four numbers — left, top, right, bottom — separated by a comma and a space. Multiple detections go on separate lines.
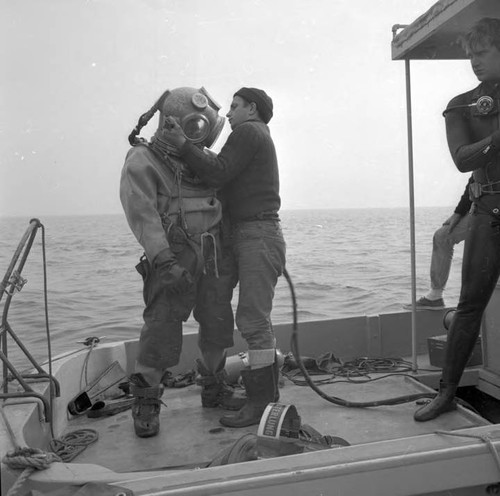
39, 221, 57, 438
282, 268, 437, 407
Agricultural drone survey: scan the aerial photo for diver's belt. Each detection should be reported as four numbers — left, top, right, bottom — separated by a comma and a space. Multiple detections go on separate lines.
469, 181, 500, 199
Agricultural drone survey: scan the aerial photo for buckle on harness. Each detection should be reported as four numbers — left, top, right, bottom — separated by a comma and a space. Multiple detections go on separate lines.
469, 181, 500, 200
470, 182, 482, 200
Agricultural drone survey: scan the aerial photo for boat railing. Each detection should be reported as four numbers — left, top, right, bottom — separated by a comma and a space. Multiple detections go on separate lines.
0, 218, 60, 422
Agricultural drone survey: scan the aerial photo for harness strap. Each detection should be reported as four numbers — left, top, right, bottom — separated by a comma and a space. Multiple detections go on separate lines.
130, 384, 164, 398
469, 181, 500, 200
201, 232, 219, 277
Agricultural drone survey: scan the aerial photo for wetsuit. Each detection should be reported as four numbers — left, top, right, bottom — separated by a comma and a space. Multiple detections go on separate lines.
443, 81, 500, 384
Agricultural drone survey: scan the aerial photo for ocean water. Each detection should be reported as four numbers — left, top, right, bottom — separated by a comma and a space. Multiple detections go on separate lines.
0, 208, 463, 366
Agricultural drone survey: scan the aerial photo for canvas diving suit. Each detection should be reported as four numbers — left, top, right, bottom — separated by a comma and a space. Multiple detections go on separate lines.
120, 145, 235, 371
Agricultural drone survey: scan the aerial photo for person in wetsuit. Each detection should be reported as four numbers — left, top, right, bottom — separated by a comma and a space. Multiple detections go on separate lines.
415, 17, 500, 422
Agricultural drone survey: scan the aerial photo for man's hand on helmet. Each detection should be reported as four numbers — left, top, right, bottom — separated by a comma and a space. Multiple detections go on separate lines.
163, 117, 187, 148
154, 248, 193, 295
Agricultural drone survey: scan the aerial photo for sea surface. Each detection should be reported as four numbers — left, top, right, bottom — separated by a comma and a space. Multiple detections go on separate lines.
0, 208, 463, 366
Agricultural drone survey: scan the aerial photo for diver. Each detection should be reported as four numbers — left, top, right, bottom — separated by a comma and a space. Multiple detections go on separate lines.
120, 87, 239, 437
414, 18, 500, 421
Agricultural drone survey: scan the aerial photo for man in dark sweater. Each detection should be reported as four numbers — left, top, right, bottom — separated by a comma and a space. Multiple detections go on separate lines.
164, 87, 286, 428
404, 176, 473, 310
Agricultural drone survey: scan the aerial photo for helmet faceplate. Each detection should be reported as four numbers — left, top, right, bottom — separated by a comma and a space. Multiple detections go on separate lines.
159, 87, 225, 148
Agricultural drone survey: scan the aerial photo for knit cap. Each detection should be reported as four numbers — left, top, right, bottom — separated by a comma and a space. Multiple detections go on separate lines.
234, 87, 273, 123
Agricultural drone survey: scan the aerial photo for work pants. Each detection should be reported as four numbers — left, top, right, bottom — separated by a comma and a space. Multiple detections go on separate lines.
231, 219, 286, 354
136, 249, 236, 371
430, 215, 469, 291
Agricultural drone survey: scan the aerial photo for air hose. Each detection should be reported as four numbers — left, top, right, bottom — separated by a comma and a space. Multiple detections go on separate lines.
282, 268, 436, 407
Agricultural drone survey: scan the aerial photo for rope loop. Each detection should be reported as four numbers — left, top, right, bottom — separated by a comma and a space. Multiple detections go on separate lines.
2, 429, 97, 496
3, 446, 61, 470
3, 446, 61, 496
49, 428, 98, 462
436, 430, 500, 479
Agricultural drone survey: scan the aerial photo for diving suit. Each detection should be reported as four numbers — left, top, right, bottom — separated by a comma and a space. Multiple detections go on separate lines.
120, 87, 237, 437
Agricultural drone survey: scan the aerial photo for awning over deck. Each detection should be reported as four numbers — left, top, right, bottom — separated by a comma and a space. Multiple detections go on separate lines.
392, 0, 500, 60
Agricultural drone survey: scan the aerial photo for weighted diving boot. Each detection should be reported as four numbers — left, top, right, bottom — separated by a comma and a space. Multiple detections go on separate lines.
219, 362, 278, 428
413, 381, 457, 422
130, 373, 164, 438
195, 358, 246, 411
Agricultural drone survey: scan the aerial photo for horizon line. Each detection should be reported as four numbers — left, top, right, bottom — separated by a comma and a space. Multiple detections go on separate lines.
0, 205, 457, 219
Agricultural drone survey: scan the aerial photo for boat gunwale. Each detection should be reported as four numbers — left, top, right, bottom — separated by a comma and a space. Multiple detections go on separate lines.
24, 423, 500, 496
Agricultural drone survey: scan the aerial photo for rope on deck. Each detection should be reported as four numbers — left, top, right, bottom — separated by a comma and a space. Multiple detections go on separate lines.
435, 430, 500, 479
3, 429, 98, 496
49, 428, 99, 462
3, 447, 62, 496
1, 402, 98, 495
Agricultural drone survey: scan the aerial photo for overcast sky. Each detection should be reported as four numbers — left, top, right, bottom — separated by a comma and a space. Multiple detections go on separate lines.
0, 0, 479, 217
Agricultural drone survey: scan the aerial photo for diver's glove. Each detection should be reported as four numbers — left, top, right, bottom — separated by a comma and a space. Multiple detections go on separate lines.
154, 248, 194, 295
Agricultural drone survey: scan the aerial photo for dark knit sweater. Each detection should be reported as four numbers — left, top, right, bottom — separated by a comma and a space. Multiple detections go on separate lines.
179, 120, 280, 223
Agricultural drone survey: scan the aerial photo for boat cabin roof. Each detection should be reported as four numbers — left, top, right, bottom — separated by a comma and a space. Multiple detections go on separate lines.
391, 0, 500, 60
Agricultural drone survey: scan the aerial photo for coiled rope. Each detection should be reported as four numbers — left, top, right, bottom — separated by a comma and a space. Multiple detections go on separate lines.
3, 446, 62, 496
1, 404, 60, 496
2, 402, 98, 496
49, 428, 99, 462
283, 355, 421, 386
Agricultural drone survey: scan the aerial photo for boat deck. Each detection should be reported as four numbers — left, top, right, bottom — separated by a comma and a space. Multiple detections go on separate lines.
65, 368, 489, 473
3, 310, 500, 495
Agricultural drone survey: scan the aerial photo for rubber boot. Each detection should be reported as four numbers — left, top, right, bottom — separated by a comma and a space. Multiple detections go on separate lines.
414, 317, 480, 422
413, 381, 457, 422
219, 363, 278, 428
196, 358, 246, 410
130, 373, 164, 438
